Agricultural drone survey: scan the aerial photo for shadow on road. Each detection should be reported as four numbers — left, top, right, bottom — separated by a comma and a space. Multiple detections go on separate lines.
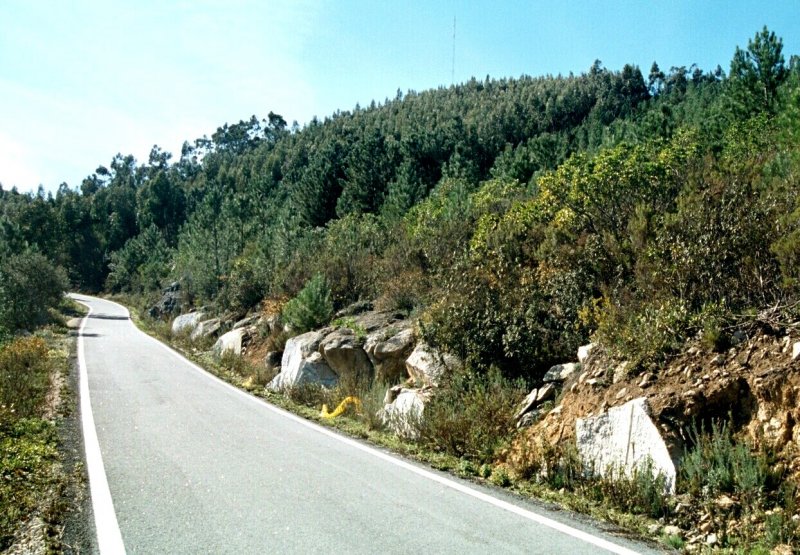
69, 331, 102, 338
88, 314, 129, 321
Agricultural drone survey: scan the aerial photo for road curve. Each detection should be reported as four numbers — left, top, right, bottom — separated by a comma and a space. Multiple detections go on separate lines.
73, 294, 661, 554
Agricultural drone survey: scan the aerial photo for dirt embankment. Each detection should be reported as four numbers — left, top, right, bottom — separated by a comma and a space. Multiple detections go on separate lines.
513, 325, 800, 481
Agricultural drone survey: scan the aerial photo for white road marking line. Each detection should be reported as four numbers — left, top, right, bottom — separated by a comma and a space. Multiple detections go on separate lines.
74, 297, 127, 555
90, 296, 646, 555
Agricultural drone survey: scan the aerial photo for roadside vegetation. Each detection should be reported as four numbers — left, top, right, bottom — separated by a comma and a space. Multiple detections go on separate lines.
4, 26, 800, 552
0, 255, 85, 552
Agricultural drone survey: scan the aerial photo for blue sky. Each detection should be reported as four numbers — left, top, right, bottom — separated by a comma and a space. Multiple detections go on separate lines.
1, 0, 798, 193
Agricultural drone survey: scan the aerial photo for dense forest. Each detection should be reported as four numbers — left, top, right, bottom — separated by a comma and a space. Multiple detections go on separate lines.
2, 27, 799, 381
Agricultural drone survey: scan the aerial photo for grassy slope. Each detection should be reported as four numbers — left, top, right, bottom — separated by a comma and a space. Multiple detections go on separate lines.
0, 300, 89, 553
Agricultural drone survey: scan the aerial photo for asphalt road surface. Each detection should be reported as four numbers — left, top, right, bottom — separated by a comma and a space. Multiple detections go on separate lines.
72, 294, 663, 554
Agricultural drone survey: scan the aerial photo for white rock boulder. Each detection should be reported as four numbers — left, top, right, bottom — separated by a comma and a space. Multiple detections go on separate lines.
380, 388, 427, 439
364, 326, 415, 384
578, 343, 595, 364
233, 314, 260, 330
190, 318, 221, 341
213, 327, 252, 358
515, 383, 557, 419
543, 362, 581, 383
267, 331, 338, 391
319, 329, 373, 384
576, 397, 676, 493
405, 343, 460, 387
172, 312, 204, 335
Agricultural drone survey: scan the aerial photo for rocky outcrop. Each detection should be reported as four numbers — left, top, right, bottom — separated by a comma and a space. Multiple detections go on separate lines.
380, 387, 429, 438
364, 326, 415, 384
267, 331, 338, 391
515, 383, 557, 429
319, 329, 373, 384
351, 310, 403, 333
213, 326, 256, 358
259, 314, 282, 338
190, 318, 221, 341
543, 362, 581, 383
149, 282, 182, 319
516, 383, 556, 418
405, 343, 460, 387
334, 300, 373, 318
575, 397, 676, 493
233, 314, 260, 330
172, 312, 204, 335
578, 343, 595, 364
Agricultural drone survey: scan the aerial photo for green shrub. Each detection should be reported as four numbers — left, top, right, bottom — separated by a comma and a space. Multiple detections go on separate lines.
315, 214, 386, 308
0, 337, 52, 420
0, 251, 68, 331
417, 367, 525, 463
594, 295, 690, 369
680, 420, 767, 505
490, 466, 512, 487
353, 379, 389, 431
284, 383, 330, 408
331, 317, 367, 342
586, 460, 670, 518
0, 419, 59, 550
218, 253, 266, 312
105, 225, 173, 293
421, 263, 585, 380
281, 274, 334, 333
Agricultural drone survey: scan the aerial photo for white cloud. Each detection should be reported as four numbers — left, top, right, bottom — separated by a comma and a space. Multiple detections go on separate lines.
0, 0, 325, 194
0, 132, 41, 191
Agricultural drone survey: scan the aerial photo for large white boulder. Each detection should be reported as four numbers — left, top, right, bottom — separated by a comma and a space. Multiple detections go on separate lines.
319, 329, 373, 384
267, 331, 338, 391
213, 327, 253, 358
190, 318, 221, 341
578, 343, 595, 364
172, 312, 204, 334
576, 397, 676, 493
515, 383, 557, 420
380, 388, 427, 439
364, 326, 415, 384
543, 362, 581, 383
405, 343, 460, 387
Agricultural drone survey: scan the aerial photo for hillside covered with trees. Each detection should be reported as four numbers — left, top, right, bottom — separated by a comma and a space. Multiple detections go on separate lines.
1, 27, 798, 383
4, 26, 800, 551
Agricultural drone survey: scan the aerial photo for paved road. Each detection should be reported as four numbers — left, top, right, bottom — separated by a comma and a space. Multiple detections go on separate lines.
73, 295, 662, 554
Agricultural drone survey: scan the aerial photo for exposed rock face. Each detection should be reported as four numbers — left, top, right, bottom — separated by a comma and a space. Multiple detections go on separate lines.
149, 281, 182, 319
515, 383, 557, 420
405, 343, 460, 387
233, 314, 260, 330
318, 329, 373, 384
352, 310, 403, 333
267, 331, 338, 391
213, 327, 255, 358
380, 388, 428, 438
260, 314, 282, 337
364, 326, 415, 384
190, 318, 221, 341
543, 362, 581, 383
576, 397, 676, 493
172, 312, 205, 335
612, 361, 631, 384
334, 300, 373, 318
578, 343, 595, 364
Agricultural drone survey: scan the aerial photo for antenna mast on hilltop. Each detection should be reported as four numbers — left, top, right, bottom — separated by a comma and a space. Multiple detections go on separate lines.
451, 15, 456, 85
